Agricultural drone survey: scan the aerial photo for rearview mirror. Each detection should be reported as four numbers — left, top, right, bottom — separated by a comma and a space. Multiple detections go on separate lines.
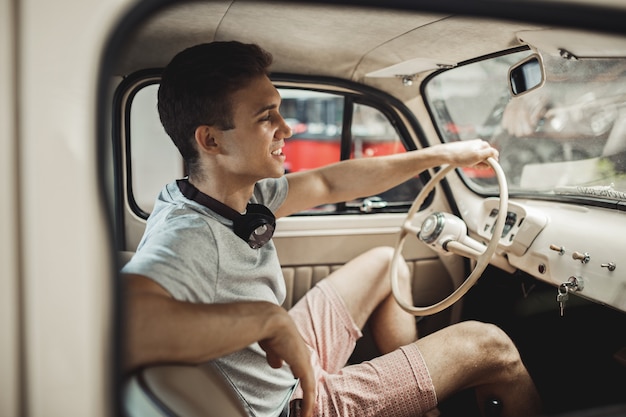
508, 54, 545, 96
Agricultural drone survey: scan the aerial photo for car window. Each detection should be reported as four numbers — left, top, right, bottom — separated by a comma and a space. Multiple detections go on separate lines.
424, 49, 626, 203
279, 89, 342, 173
129, 83, 182, 214
126, 83, 422, 216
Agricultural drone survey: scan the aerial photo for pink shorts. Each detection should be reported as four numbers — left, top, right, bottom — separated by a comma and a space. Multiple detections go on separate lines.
288, 280, 438, 417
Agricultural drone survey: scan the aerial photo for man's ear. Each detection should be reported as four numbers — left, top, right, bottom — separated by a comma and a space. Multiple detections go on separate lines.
194, 125, 220, 154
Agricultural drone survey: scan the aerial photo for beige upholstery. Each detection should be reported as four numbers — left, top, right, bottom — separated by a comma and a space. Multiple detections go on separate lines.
281, 265, 342, 309
123, 363, 248, 417
119, 250, 135, 266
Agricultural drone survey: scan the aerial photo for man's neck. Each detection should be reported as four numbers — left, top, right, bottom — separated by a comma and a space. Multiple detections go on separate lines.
188, 176, 255, 214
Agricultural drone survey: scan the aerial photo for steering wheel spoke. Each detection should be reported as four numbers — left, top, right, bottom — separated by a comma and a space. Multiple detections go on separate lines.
444, 240, 483, 260
401, 220, 421, 237
391, 157, 508, 316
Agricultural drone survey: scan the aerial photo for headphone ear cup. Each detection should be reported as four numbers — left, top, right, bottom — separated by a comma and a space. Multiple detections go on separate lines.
233, 204, 276, 248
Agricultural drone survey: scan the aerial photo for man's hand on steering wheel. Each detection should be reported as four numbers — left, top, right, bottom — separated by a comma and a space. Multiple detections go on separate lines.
430, 139, 499, 168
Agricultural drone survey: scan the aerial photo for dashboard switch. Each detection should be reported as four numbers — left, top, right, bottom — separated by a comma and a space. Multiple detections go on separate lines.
572, 251, 590, 264
601, 262, 617, 272
550, 244, 565, 255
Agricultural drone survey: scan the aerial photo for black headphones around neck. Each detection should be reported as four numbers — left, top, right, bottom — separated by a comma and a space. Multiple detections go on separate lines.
177, 179, 276, 249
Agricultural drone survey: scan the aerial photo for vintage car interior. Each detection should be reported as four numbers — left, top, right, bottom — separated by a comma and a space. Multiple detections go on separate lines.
106, 1, 626, 416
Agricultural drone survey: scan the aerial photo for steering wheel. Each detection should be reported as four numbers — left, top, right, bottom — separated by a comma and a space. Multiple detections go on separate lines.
390, 157, 508, 316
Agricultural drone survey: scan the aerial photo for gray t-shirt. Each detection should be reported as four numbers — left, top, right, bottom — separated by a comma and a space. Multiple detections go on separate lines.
122, 176, 296, 417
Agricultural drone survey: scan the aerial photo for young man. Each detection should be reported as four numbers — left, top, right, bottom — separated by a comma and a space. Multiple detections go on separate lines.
122, 41, 542, 417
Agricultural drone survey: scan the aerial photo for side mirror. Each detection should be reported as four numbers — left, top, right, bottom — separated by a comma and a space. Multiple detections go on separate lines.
508, 54, 545, 96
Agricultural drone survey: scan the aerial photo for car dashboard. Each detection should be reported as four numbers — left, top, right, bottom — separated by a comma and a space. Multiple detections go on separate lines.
469, 197, 626, 314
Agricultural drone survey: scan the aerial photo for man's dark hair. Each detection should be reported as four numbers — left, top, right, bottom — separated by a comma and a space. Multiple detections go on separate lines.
158, 41, 273, 174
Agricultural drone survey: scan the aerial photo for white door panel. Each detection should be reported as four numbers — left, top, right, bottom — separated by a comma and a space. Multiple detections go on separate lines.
274, 213, 435, 265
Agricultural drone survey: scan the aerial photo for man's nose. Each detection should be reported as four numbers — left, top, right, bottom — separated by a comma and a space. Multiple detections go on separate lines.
278, 116, 293, 139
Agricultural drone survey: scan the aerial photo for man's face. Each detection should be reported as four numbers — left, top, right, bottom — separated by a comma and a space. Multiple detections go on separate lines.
214, 74, 292, 183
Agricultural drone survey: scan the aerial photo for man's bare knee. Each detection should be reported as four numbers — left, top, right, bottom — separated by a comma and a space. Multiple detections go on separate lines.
366, 245, 409, 281
457, 321, 526, 379
454, 321, 541, 415
365, 246, 395, 264
326, 246, 408, 327
357, 246, 408, 288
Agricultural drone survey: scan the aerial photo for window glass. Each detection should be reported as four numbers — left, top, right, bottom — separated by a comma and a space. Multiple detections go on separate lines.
129, 84, 182, 213
128, 85, 419, 216
424, 50, 626, 202
278, 89, 418, 214
279, 89, 342, 173
352, 103, 406, 158
347, 103, 418, 211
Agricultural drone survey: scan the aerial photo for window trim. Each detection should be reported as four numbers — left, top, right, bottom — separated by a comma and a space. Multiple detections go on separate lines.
112, 69, 161, 242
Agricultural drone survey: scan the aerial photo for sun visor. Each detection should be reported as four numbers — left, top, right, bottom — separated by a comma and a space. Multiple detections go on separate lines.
365, 57, 456, 78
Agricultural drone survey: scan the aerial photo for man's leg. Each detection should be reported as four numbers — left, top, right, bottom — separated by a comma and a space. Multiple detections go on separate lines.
289, 277, 439, 417
313, 321, 540, 417
417, 321, 542, 417
325, 246, 417, 353
323, 247, 542, 416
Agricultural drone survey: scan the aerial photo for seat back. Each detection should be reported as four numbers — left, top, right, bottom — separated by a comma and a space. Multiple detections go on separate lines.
123, 363, 248, 417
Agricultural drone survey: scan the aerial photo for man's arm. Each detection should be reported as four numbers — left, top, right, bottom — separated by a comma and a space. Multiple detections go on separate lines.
123, 274, 316, 417
276, 139, 498, 218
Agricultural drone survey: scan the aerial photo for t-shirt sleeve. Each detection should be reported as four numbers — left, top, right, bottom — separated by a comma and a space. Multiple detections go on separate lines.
251, 176, 288, 212
121, 210, 219, 303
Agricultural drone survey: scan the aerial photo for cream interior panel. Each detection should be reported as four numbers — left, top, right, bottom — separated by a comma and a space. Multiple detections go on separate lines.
0, 0, 19, 415
504, 200, 626, 312
274, 212, 438, 265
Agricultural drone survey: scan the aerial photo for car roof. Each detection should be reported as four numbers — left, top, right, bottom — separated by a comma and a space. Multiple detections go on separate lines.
110, 0, 626, 101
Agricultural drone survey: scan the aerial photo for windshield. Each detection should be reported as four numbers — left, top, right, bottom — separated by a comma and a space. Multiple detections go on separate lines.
424, 49, 626, 202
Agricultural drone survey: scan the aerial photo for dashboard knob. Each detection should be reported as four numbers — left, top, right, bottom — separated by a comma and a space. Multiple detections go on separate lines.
572, 251, 590, 264
601, 262, 616, 271
549, 244, 565, 255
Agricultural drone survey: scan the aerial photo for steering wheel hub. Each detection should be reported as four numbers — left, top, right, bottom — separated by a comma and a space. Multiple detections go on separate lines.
418, 213, 444, 243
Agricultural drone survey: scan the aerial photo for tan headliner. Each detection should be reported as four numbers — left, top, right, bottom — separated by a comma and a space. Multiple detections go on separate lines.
115, 0, 626, 100
114, 1, 544, 97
